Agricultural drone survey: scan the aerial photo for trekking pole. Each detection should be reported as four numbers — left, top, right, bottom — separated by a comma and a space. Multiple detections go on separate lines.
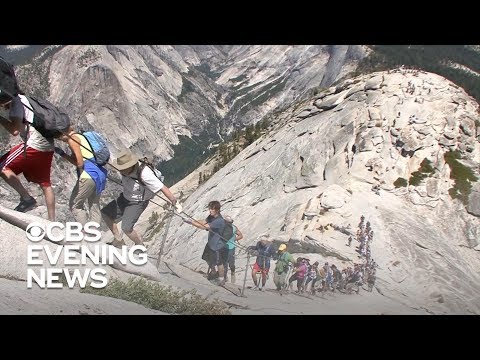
241, 252, 250, 297
283, 265, 292, 291
156, 204, 174, 269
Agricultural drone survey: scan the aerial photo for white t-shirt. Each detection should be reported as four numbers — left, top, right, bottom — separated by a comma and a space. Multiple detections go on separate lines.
9, 95, 54, 152
122, 164, 164, 202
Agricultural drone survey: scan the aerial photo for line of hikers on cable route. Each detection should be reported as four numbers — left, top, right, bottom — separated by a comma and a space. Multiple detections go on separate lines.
183, 200, 377, 295
1, 57, 377, 295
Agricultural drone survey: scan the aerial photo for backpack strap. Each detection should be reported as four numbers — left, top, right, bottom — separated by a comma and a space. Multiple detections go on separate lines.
134, 161, 151, 202
136, 160, 147, 186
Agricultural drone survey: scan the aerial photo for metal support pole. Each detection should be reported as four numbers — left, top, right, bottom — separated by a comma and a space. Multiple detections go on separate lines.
241, 253, 250, 297
156, 205, 173, 269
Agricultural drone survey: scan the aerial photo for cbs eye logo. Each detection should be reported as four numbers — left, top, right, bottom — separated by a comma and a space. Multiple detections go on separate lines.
25, 221, 102, 243
26, 222, 46, 242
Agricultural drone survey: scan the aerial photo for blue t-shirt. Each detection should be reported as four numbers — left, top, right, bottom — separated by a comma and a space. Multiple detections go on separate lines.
206, 215, 225, 251
225, 225, 237, 250
255, 242, 275, 268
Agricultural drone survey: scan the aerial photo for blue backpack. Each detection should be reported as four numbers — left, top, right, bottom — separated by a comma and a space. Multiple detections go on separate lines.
82, 131, 110, 166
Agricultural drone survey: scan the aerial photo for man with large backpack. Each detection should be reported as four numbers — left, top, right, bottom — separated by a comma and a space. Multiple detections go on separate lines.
0, 93, 60, 220
101, 148, 182, 248
54, 127, 108, 227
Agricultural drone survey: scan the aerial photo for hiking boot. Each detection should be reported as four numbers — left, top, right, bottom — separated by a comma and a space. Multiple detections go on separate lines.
110, 239, 126, 248
207, 271, 219, 280
14, 196, 37, 213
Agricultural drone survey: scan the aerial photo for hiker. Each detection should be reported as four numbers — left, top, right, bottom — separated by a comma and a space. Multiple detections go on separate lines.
358, 215, 365, 230
317, 262, 326, 292
347, 236, 353, 247
0, 94, 58, 220
331, 264, 342, 292
223, 215, 243, 284
183, 200, 228, 286
323, 262, 333, 291
288, 258, 308, 292
247, 239, 276, 290
345, 268, 362, 294
367, 269, 376, 292
304, 261, 320, 295
54, 127, 108, 227
101, 148, 182, 247
273, 243, 295, 291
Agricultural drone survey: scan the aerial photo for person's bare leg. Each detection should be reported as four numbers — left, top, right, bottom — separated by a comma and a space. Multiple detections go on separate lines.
217, 264, 225, 283
102, 213, 123, 243
252, 269, 258, 287
41, 185, 55, 221
1, 169, 30, 199
124, 229, 144, 245
261, 272, 267, 287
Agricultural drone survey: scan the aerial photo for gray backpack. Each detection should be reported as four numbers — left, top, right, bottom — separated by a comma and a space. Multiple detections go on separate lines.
25, 95, 71, 139
0, 56, 19, 103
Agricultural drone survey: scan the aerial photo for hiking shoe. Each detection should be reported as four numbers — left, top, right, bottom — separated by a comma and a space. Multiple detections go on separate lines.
110, 239, 126, 248
207, 271, 219, 280
14, 196, 37, 213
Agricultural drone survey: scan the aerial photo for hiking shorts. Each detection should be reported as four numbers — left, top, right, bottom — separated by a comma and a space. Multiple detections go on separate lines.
253, 262, 270, 275
202, 244, 227, 267
101, 194, 149, 233
0, 144, 53, 187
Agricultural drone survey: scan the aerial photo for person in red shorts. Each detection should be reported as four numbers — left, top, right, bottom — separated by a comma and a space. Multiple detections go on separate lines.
0, 93, 57, 221
247, 239, 276, 291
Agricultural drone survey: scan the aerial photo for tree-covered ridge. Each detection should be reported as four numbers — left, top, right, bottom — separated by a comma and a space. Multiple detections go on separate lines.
354, 45, 480, 103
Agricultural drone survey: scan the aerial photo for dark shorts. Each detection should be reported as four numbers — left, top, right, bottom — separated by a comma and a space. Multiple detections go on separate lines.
202, 244, 227, 266
101, 194, 149, 232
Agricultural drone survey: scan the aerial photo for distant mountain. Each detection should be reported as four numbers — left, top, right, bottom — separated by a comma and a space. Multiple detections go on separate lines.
0, 45, 52, 65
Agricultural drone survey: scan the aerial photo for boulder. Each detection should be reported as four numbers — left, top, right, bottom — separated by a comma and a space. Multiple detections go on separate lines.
364, 75, 383, 90
467, 182, 480, 217
320, 184, 351, 209
460, 117, 476, 137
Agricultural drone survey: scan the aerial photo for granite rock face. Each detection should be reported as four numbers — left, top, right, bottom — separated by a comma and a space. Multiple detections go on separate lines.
149, 69, 480, 314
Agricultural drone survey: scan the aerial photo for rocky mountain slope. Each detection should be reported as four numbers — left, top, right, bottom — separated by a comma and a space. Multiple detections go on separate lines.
145, 68, 480, 315
0, 205, 426, 315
